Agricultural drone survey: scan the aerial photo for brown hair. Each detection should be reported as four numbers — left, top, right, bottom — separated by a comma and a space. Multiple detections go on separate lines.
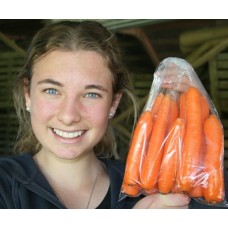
13, 20, 138, 158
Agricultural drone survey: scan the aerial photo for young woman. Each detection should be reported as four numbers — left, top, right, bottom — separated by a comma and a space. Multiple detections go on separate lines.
0, 20, 225, 209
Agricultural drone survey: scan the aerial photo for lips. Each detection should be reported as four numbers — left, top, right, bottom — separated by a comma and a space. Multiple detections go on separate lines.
53, 128, 84, 139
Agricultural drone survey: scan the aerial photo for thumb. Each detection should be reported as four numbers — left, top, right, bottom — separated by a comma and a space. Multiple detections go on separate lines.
160, 193, 190, 207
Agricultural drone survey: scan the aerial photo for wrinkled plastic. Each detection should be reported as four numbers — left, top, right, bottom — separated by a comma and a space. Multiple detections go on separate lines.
120, 57, 228, 207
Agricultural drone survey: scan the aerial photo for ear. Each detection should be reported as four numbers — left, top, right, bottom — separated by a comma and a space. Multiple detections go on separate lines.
109, 92, 122, 117
24, 78, 31, 109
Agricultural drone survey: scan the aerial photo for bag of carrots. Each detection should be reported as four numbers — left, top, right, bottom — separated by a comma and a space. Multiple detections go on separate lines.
120, 57, 227, 206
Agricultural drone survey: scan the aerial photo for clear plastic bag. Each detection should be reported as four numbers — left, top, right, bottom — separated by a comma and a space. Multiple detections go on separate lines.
120, 57, 227, 207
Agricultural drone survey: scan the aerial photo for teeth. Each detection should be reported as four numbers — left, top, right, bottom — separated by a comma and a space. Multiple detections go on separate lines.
53, 129, 83, 139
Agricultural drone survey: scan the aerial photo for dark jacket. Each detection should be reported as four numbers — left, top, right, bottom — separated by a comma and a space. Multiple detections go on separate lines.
0, 153, 139, 209
0, 153, 227, 209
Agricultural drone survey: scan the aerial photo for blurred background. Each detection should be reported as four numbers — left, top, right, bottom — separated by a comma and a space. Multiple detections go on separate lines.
1, 19, 228, 167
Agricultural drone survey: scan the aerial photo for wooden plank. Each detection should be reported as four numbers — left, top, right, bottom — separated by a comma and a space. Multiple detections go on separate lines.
217, 52, 228, 60
0, 66, 23, 72
0, 129, 18, 133
210, 48, 228, 152
220, 91, 228, 99
220, 107, 228, 113
222, 119, 228, 126
209, 58, 220, 113
134, 81, 152, 88
224, 158, 228, 169
133, 89, 150, 96
0, 80, 15, 84
217, 60, 228, 69
224, 139, 228, 148
131, 73, 153, 79
218, 70, 228, 79
0, 51, 25, 58
0, 101, 15, 108
0, 123, 18, 128
218, 80, 228, 89
0, 120, 18, 125
0, 59, 24, 65
0, 61, 24, 66
0, 119, 18, 124
224, 129, 228, 137
0, 50, 20, 156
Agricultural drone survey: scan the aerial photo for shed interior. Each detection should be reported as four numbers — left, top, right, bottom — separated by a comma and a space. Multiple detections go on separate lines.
1, 19, 228, 167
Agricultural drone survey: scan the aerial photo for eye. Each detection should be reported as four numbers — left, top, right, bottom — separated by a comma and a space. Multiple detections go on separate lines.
44, 88, 59, 95
84, 93, 100, 99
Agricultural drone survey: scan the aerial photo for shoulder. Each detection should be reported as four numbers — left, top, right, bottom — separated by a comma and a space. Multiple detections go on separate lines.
0, 153, 37, 208
0, 154, 21, 173
0, 153, 35, 181
0, 152, 32, 167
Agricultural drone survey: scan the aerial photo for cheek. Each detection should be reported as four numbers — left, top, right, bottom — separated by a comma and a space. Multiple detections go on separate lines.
87, 104, 109, 127
30, 97, 57, 122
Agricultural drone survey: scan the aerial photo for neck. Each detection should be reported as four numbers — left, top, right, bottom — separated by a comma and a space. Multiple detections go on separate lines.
34, 151, 100, 189
33, 150, 109, 209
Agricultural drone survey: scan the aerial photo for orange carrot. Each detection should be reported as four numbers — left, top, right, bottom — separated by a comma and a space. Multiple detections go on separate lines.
121, 182, 140, 197
167, 96, 179, 130
179, 92, 186, 121
184, 93, 209, 197
178, 86, 203, 192
188, 143, 205, 198
140, 93, 171, 190
188, 95, 209, 198
121, 110, 153, 196
175, 92, 186, 193
203, 114, 224, 204
122, 93, 164, 196
151, 92, 164, 117
201, 95, 210, 123
158, 118, 185, 194
188, 185, 203, 198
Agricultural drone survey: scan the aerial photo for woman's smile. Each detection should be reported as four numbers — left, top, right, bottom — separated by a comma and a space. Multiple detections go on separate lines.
51, 127, 87, 145
52, 128, 85, 139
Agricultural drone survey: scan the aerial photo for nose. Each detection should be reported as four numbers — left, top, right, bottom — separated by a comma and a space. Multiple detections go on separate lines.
57, 97, 81, 125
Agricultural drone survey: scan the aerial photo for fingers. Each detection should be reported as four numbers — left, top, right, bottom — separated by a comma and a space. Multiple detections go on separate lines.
133, 193, 190, 209
160, 193, 190, 207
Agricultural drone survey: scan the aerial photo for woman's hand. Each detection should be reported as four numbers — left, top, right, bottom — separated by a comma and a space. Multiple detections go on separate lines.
133, 193, 190, 209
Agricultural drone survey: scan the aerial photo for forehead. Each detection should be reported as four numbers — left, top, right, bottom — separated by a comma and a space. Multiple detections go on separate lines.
32, 50, 113, 86
33, 50, 109, 72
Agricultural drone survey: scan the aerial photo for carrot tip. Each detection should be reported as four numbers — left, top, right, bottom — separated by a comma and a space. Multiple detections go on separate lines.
121, 183, 141, 197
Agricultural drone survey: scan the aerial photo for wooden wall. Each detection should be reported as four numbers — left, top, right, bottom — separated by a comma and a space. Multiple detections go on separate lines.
1, 19, 228, 169
0, 52, 23, 155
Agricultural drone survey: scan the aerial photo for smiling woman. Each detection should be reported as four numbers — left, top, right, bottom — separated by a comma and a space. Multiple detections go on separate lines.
0, 21, 140, 209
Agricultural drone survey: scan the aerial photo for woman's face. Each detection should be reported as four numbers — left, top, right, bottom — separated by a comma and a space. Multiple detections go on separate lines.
25, 50, 121, 160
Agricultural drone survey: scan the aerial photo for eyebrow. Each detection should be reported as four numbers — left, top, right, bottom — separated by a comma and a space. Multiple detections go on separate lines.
37, 78, 108, 92
37, 79, 63, 87
85, 84, 108, 93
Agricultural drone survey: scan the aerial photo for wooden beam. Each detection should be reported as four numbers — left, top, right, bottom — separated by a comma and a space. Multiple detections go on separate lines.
119, 28, 160, 67
180, 25, 228, 50
187, 38, 228, 69
0, 32, 25, 56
